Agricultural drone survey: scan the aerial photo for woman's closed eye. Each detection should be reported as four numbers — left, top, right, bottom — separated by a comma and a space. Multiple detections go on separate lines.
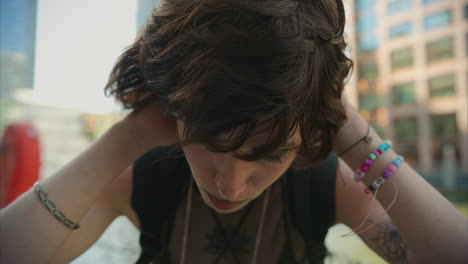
262, 154, 283, 164
261, 149, 292, 164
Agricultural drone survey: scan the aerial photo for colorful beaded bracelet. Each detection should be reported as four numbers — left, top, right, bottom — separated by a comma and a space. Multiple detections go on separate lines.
364, 155, 404, 194
351, 141, 392, 183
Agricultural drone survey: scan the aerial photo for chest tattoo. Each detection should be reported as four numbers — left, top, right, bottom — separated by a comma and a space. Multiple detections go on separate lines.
204, 225, 252, 257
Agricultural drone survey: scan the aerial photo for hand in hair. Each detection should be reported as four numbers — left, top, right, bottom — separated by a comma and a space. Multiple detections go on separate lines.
120, 101, 179, 153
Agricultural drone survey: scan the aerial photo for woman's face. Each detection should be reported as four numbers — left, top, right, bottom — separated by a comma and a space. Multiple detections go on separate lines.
177, 120, 302, 214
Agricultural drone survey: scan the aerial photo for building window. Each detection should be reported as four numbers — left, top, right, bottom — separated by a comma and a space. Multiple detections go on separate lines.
391, 47, 414, 70
429, 74, 456, 98
395, 118, 418, 139
394, 118, 419, 167
431, 114, 459, 168
432, 114, 458, 137
423, 0, 447, 5
357, 15, 377, 33
357, 0, 376, 10
358, 62, 379, 80
358, 32, 379, 52
389, 21, 414, 39
424, 10, 454, 31
427, 37, 454, 63
387, 0, 413, 16
359, 94, 384, 111
357, 11, 379, 52
392, 82, 416, 105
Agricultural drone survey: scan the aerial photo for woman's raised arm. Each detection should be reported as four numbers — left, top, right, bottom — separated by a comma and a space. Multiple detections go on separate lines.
333, 96, 468, 263
0, 102, 177, 263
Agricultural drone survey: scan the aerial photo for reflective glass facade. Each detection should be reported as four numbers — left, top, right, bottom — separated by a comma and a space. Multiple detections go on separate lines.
389, 21, 414, 39
391, 47, 414, 69
432, 114, 458, 137
427, 37, 454, 63
0, 0, 37, 95
387, 0, 413, 16
423, 0, 447, 5
354, 0, 467, 184
424, 10, 454, 31
395, 118, 418, 139
359, 94, 384, 111
429, 74, 456, 98
392, 82, 416, 104
358, 62, 378, 80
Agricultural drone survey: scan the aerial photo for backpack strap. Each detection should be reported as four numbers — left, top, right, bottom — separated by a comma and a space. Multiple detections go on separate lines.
285, 153, 338, 263
131, 146, 190, 264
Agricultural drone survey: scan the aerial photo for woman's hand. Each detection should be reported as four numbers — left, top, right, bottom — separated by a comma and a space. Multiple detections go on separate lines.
118, 101, 179, 155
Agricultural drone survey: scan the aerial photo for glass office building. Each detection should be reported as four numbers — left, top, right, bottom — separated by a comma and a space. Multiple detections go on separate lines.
345, 0, 468, 188
0, 0, 38, 96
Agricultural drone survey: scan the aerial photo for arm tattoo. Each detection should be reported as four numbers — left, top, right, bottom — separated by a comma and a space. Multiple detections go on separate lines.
369, 220, 408, 264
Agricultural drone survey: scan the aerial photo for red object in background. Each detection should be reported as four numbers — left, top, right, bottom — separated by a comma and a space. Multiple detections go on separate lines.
0, 123, 41, 207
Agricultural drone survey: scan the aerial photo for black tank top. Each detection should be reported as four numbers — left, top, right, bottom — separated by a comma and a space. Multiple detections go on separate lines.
131, 146, 337, 264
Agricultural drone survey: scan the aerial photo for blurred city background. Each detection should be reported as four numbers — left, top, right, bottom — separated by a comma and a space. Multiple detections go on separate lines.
1, 0, 467, 263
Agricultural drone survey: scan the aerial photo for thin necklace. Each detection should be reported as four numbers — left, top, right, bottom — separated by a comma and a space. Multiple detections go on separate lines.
210, 201, 254, 264
179, 177, 193, 264
179, 178, 270, 264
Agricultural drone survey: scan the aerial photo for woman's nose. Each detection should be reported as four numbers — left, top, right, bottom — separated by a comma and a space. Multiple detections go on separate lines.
215, 157, 250, 201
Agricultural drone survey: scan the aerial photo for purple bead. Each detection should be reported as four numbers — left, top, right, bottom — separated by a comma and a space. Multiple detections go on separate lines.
384, 170, 393, 179
365, 158, 373, 166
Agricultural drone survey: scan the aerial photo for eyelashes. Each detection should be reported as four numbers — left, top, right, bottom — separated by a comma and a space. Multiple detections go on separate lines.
262, 150, 291, 164
262, 155, 283, 164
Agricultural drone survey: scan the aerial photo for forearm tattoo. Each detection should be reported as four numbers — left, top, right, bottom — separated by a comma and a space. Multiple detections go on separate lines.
369, 220, 408, 263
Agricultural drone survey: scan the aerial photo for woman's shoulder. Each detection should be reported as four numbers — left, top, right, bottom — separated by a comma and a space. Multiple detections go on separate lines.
128, 146, 190, 228
113, 146, 187, 230
132, 145, 187, 187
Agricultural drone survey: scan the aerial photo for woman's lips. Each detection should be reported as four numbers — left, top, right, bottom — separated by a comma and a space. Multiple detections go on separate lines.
205, 191, 244, 210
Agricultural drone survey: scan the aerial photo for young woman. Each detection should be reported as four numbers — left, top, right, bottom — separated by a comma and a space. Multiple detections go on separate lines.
1, 0, 467, 263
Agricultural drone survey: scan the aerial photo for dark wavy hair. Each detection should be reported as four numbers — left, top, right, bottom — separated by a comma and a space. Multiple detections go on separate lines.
105, 0, 353, 161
